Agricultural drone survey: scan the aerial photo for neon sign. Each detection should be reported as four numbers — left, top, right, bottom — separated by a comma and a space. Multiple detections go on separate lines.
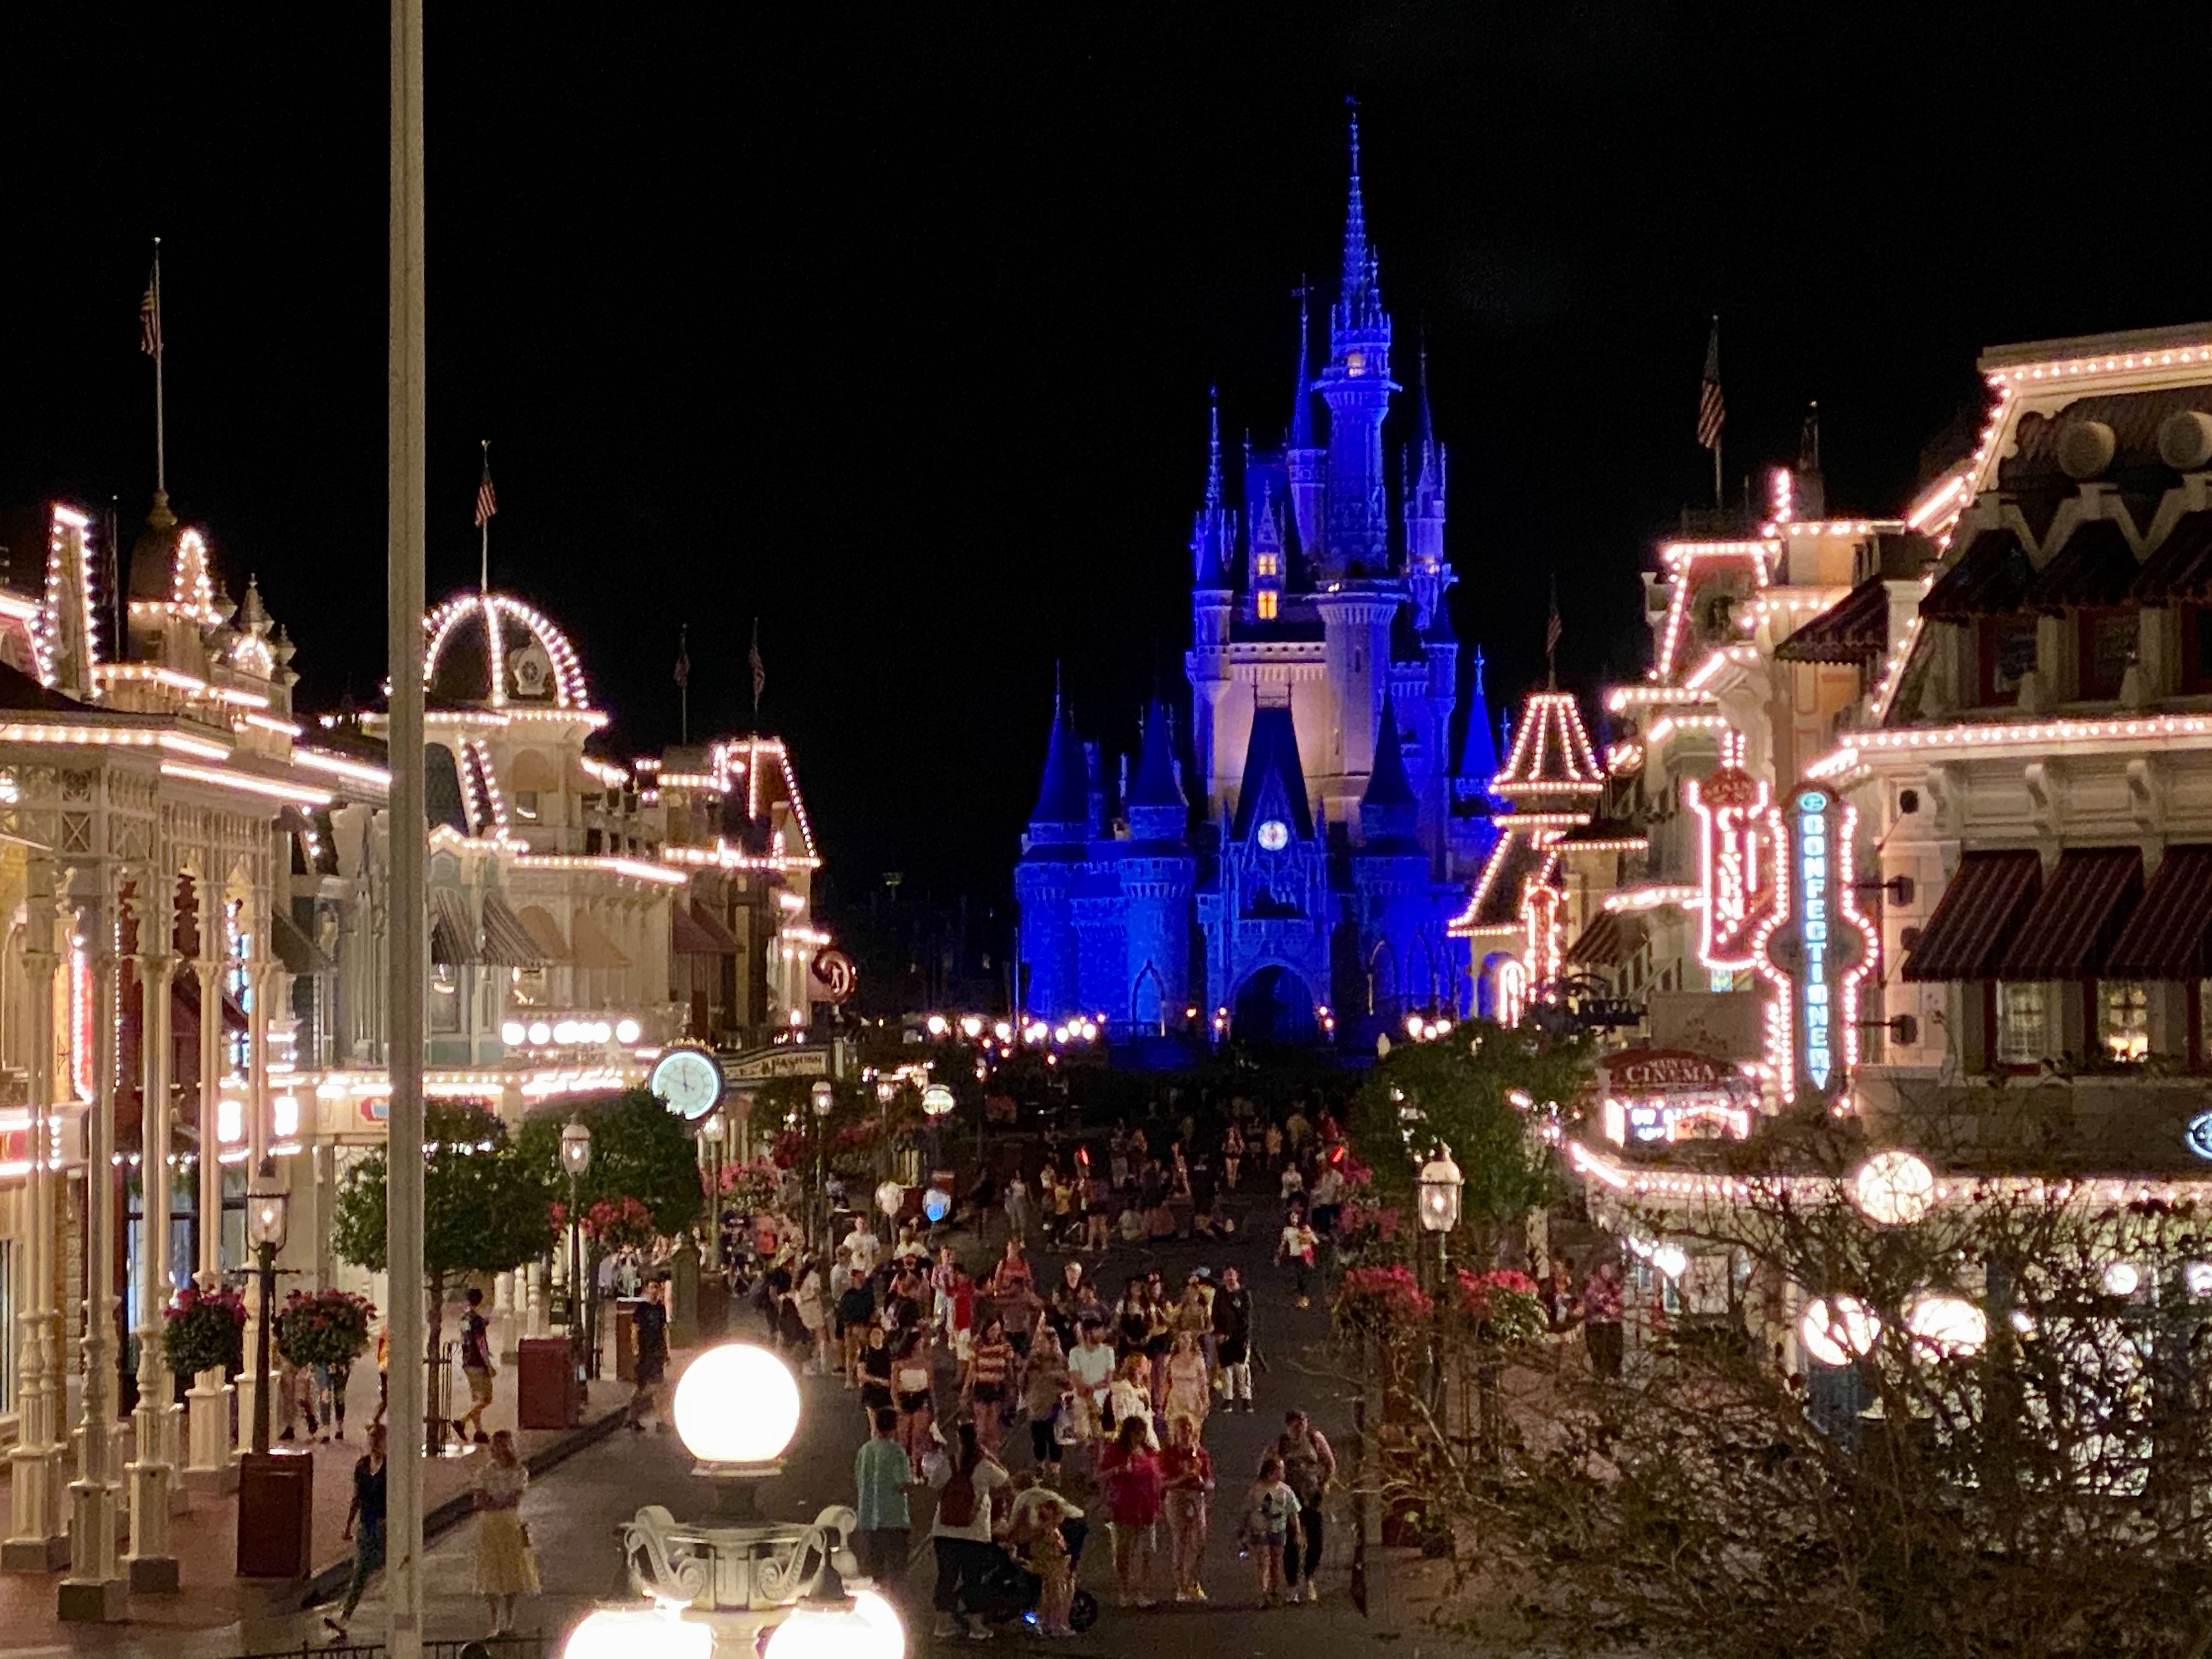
1525, 882, 1564, 1001
1493, 958, 1528, 1027
1757, 783, 1874, 1099
1688, 765, 1774, 969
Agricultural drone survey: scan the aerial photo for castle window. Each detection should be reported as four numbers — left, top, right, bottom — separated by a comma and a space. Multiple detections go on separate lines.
1256, 555, 1279, 578
1256, 591, 1279, 620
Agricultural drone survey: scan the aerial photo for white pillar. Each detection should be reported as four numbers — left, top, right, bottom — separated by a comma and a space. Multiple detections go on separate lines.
181, 910, 235, 1495
232, 952, 274, 1448
59, 903, 122, 1622
125, 876, 178, 1593
4, 866, 67, 1571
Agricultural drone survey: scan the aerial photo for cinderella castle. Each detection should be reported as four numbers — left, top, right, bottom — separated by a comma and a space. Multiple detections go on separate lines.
1017, 115, 1509, 1046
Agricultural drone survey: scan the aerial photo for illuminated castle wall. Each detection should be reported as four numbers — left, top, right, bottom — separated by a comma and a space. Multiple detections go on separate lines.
1016, 116, 1498, 1044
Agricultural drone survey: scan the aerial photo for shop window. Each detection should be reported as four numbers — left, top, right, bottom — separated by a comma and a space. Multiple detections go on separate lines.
1256, 591, 1279, 620
1995, 981, 2046, 1064
2099, 981, 2149, 1062
431, 962, 462, 1032
2078, 610, 2135, 699
1979, 617, 2039, 704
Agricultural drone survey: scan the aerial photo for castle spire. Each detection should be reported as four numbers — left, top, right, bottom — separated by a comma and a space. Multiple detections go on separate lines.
1414, 331, 1436, 472
1205, 385, 1223, 511
1191, 391, 1234, 590
1289, 281, 1316, 450
1340, 103, 1376, 325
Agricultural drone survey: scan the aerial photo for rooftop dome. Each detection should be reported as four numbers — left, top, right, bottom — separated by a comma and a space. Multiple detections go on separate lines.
424, 590, 590, 709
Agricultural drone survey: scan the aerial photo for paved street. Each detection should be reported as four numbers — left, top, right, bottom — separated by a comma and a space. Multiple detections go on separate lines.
9, 1204, 1467, 1659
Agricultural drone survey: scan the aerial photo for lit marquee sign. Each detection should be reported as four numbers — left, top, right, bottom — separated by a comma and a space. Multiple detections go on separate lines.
1757, 783, 1874, 1098
1688, 765, 1775, 970
2187, 1110, 2212, 1162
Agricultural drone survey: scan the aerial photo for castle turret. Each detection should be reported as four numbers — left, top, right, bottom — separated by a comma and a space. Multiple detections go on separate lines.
1359, 697, 1419, 849
1313, 111, 1395, 578
1014, 701, 1092, 1019
1404, 342, 1451, 627
1188, 393, 1237, 811
1121, 700, 1195, 1031
1286, 287, 1326, 559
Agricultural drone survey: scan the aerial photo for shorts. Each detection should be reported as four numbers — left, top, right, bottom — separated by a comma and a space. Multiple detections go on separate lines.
898, 1392, 930, 1414
1008, 1330, 1032, 1356
465, 1365, 494, 1407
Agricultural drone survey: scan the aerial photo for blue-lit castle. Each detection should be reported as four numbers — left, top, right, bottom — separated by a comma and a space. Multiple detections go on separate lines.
1017, 116, 1504, 1045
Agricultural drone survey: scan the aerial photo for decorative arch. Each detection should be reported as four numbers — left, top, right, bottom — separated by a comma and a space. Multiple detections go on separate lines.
1365, 937, 1398, 1017
1229, 961, 1321, 1046
422, 591, 591, 708
1130, 961, 1169, 1034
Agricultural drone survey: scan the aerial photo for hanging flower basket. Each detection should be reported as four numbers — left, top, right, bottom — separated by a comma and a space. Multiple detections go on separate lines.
581, 1195, 657, 1253
161, 1284, 246, 1377
274, 1287, 376, 1372
1452, 1268, 1547, 1346
1334, 1263, 1434, 1333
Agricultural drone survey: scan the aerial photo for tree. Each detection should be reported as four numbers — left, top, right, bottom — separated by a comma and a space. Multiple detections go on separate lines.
332, 1099, 553, 1450
1378, 1118, 2212, 1658
1348, 1019, 1587, 1257
515, 1087, 704, 1240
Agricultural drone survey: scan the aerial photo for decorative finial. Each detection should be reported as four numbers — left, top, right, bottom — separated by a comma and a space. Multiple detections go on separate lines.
1205, 386, 1222, 512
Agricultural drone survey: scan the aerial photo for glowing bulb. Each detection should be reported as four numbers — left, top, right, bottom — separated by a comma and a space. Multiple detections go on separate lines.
527, 1022, 552, 1045
552, 1020, 579, 1044
1850, 1150, 1935, 1226
2103, 1261, 2140, 1297
1903, 1293, 1987, 1357
1650, 1244, 1688, 1279
959, 1015, 984, 1039
672, 1343, 801, 1465
615, 1018, 642, 1045
501, 1020, 526, 1045
926, 1014, 949, 1037
1798, 1295, 1880, 1367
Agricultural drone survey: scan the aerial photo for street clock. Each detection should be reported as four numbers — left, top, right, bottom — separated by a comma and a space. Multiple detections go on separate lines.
649, 1043, 725, 1121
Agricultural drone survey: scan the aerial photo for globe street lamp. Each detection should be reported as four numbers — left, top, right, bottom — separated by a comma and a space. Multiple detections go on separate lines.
1416, 1142, 1464, 1418
560, 1119, 593, 1383
811, 1080, 836, 1255
245, 1167, 290, 1455
601, 1341, 896, 1654
921, 1084, 955, 1228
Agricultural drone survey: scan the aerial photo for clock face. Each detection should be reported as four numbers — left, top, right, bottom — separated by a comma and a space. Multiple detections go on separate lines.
1257, 819, 1289, 851
650, 1047, 724, 1121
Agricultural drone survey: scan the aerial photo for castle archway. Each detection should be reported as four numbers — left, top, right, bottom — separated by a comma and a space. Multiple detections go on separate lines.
1231, 963, 1320, 1046
1130, 961, 1168, 1035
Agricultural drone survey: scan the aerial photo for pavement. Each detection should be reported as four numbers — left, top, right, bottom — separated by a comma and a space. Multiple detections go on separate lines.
0, 1187, 1468, 1658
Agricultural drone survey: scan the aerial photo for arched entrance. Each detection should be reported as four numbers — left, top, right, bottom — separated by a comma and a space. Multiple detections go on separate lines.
1232, 964, 1320, 1046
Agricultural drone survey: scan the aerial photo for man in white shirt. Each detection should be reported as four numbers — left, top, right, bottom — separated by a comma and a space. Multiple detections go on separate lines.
844, 1215, 882, 1279
1064, 1319, 1115, 1475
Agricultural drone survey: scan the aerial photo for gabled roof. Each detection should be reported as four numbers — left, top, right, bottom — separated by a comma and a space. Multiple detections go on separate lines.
1491, 690, 1602, 798
1231, 704, 1314, 843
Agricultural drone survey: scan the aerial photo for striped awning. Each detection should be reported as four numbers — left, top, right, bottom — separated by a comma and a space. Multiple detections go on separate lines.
1994, 848, 2142, 981
480, 892, 548, 968
1902, 850, 2042, 982
1566, 911, 1645, 968
2106, 846, 2212, 979
429, 888, 481, 966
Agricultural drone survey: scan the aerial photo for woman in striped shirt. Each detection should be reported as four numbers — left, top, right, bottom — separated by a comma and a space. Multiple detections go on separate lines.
966, 1316, 1015, 1458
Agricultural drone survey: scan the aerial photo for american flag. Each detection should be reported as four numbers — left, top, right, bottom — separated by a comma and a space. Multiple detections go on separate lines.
1545, 601, 1562, 659
473, 458, 498, 529
748, 620, 766, 709
139, 262, 161, 357
1696, 318, 1725, 451
673, 627, 691, 690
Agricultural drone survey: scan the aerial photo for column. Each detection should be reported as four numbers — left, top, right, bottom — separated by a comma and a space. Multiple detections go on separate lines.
124, 877, 178, 1593
59, 902, 122, 1623
182, 872, 235, 1494
4, 862, 67, 1571
233, 949, 272, 1446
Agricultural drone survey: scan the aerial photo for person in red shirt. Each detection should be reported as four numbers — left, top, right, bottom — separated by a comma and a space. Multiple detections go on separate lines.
1160, 1414, 1215, 1601
1097, 1414, 1164, 1608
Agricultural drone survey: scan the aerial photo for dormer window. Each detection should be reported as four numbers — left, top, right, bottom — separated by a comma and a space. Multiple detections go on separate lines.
1256, 591, 1279, 621
1255, 555, 1280, 578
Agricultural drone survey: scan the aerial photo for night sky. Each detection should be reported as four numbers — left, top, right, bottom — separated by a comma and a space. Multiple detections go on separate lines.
6, 4, 2207, 913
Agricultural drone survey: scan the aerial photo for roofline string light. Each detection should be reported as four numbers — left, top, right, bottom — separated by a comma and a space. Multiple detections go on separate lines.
423, 591, 591, 709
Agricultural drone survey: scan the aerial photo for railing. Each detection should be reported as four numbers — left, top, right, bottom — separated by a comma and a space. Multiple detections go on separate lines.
236, 1635, 546, 1659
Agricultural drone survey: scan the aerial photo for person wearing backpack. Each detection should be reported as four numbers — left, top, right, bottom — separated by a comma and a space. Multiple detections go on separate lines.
927, 1418, 1009, 1641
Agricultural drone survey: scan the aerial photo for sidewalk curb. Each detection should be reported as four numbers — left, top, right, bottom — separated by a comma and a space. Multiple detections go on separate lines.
295, 1399, 633, 1611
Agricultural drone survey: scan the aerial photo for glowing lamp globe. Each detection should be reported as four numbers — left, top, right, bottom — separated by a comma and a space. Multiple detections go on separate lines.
564, 1606, 712, 1659
765, 1593, 901, 1659
1850, 1150, 1936, 1227
1650, 1244, 1689, 1280
1799, 1295, 1881, 1368
1416, 1143, 1464, 1233
2187, 1262, 2212, 1297
923, 1188, 951, 1223
1903, 1292, 1987, 1357
672, 1343, 802, 1466
847, 1588, 905, 1659
2103, 1260, 2141, 1297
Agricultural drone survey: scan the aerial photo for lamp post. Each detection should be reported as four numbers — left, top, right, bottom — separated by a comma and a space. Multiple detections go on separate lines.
244, 1166, 290, 1456
810, 1080, 834, 1261
584, 1340, 900, 1656
1415, 1143, 1464, 1421
921, 1083, 955, 1229
560, 1119, 593, 1384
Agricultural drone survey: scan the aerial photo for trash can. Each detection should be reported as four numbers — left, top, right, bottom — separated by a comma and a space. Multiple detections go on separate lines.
614, 1298, 641, 1384
235, 1448, 314, 1578
516, 1335, 580, 1430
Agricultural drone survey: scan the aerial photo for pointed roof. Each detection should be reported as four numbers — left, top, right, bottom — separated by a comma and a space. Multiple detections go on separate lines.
1191, 390, 1234, 591
1230, 704, 1314, 843
1363, 698, 1416, 810
1289, 285, 1317, 450
1338, 108, 1381, 328
1457, 646, 1500, 784
1029, 704, 1091, 833
1128, 701, 1185, 809
1491, 686, 1604, 799
1414, 337, 1436, 461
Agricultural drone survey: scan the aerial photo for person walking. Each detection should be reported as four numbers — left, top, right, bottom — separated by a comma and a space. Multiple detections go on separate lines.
1022, 1323, 1068, 1483
1065, 1318, 1114, 1479
852, 1406, 916, 1592
857, 1323, 896, 1431
1581, 1259, 1626, 1378
1213, 1266, 1255, 1412
927, 1419, 1009, 1641
471, 1430, 539, 1635
966, 1317, 1015, 1458
323, 1424, 388, 1638
838, 1257, 877, 1387
1278, 1409, 1336, 1604
1278, 1207, 1319, 1309
1160, 1414, 1215, 1601
629, 1278, 670, 1431
454, 1286, 495, 1444
1161, 1330, 1210, 1440
1003, 1171, 1033, 1246
1242, 1453, 1299, 1607
1097, 1415, 1164, 1608
893, 1330, 936, 1477
1222, 1122, 1245, 1190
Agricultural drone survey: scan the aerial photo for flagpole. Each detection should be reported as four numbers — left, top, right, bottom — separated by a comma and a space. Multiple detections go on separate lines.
679, 624, 690, 744
478, 439, 490, 594
152, 240, 166, 497
1711, 315, 1723, 509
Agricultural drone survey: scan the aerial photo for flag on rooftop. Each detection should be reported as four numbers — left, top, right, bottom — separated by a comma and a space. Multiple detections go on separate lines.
748, 620, 766, 712
1696, 317, 1725, 451
139, 259, 161, 357
474, 455, 498, 528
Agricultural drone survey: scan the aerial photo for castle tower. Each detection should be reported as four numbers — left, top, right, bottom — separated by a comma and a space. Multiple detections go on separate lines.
1313, 110, 1396, 578
1285, 287, 1326, 558
1404, 342, 1451, 629
1013, 701, 1091, 1019
1121, 701, 1195, 1031
1187, 393, 1237, 808
1353, 698, 1438, 1018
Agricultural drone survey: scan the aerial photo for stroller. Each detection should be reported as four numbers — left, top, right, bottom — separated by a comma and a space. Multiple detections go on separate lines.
969, 1521, 1099, 1634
